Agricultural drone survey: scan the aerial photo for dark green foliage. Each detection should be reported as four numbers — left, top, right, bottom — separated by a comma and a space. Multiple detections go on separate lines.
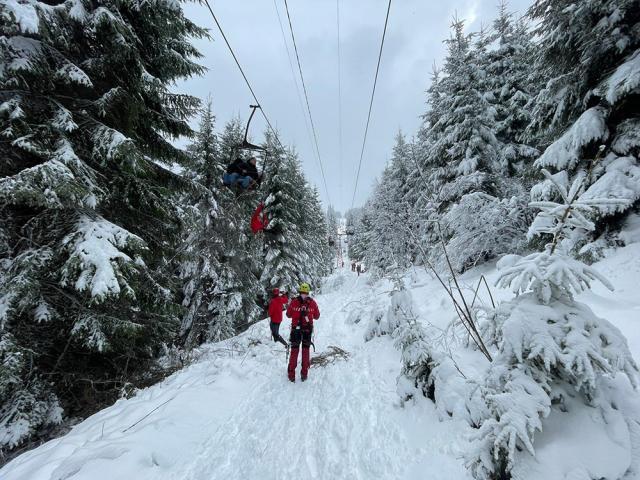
179, 115, 332, 349
0, 0, 205, 456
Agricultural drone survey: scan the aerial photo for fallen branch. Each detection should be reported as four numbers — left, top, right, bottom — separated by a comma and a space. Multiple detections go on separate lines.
310, 346, 350, 367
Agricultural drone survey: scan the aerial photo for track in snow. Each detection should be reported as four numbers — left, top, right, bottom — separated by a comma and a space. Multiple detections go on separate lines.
181, 271, 411, 480
1, 267, 472, 480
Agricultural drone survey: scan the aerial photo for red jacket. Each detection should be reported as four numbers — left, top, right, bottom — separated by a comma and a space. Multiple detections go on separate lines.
286, 296, 320, 329
268, 295, 289, 324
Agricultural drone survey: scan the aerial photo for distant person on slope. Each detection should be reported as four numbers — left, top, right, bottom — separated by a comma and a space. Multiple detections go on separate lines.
286, 283, 320, 382
268, 288, 289, 348
351, 261, 356, 272
356, 263, 362, 276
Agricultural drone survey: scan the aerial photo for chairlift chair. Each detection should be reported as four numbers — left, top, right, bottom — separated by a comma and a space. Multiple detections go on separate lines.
225, 105, 270, 194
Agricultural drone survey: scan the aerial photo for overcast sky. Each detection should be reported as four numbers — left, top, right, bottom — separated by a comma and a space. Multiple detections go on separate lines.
177, 0, 533, 213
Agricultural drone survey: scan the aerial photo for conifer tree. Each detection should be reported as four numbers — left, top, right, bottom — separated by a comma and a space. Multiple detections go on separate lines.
261, 133, 307, 291
0, 0, 205, 451
468, 170, 638, 480
300, 186, 333, 287
527, 0, 640, 253
424, 19, 502, 209
208, 117, 263, 334
179, 102, 241, 347
347, 205, 373, 263
484, 4, 539, 177
365, 132, 415, 276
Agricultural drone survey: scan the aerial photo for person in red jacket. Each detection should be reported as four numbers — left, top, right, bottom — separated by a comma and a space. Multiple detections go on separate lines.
268, 288, 289, 347
286, 283, 320, 382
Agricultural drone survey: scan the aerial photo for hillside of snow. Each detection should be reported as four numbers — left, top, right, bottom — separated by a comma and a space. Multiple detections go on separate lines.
3, 244, 640, 480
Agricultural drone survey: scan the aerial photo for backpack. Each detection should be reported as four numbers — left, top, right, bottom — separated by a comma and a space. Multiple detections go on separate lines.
296, 296, 312, 330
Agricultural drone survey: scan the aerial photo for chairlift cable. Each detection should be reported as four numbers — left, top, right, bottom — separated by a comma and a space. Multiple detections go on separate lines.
272, 0, 318, 173
201, 0, 287, 169
282, 0, 332, 206
350, 0, 393, 210
336, 0, 344, 209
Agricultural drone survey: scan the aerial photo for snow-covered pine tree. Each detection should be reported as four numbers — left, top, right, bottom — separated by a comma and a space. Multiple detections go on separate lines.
184, 98, 220, 187
208, 117, 263, 334
527, 0, 640, 255
468, 169, 638, 480
326, 205, 339, 250
393, 289, 439, 402
0, 0, 205, 452
424, 18, 502, 209
413, 18, 532, 272
365, 132, 415, 277
261, 133, 309, 292
301, 187, 333, 287
347, 205, 372, 263
484, 3, 539, 177
442, 192, 532, 272
179, 102, 243, 347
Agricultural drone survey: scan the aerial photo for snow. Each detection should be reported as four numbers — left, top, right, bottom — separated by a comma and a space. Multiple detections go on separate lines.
619, 214, 640, 245
52, 108, 78, 133
61, 216, 145, 300
68, 0, 88, 22
612, 119, 640, 155
535, 107, 609, 171
581, 155, 640, 213
92, 126, 132, 161
602, 49, 640, 105
4, 0, 39, 34
4, 36, 42, 75
3, 244, 640, 480
55, 63, 93, 87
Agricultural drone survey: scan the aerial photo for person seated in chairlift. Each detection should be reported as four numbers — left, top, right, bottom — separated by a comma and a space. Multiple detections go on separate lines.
244, 157, 262, 189
223, 157, 254, 189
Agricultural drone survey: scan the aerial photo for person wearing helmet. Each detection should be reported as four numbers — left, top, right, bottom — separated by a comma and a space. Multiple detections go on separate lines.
268, 288, 289, 348
286, 283, 320, 382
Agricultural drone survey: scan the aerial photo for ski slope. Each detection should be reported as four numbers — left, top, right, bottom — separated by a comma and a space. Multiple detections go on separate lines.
1, 268, 472, 480
3, 245, 640, 480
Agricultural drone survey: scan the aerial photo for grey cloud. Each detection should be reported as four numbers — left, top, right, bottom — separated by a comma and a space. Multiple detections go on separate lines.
177, 0, 533, 211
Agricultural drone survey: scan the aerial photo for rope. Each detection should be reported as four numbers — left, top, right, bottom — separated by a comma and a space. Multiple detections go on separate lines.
282, 0, 332, 206
350, 0, 393, 210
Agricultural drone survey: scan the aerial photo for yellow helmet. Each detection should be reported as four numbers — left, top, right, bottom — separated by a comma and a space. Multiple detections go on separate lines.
298, 283, 311, 294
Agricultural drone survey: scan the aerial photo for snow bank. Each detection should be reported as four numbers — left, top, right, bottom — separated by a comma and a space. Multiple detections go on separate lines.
3, 246, 640, 480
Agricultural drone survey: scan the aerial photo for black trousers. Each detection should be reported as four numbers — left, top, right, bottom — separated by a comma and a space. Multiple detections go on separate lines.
289, 327, 313, 348
270, 322, 288, 346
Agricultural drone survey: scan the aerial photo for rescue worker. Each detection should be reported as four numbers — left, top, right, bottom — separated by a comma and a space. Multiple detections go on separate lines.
286, 283, 320, 382
268, 288, 289, 347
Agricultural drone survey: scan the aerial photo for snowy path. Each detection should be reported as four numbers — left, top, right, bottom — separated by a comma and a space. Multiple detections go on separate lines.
176, 270, 470, 480
4, 247, 640, 480
1, 268, 472, 480
181, 273, 410, 480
